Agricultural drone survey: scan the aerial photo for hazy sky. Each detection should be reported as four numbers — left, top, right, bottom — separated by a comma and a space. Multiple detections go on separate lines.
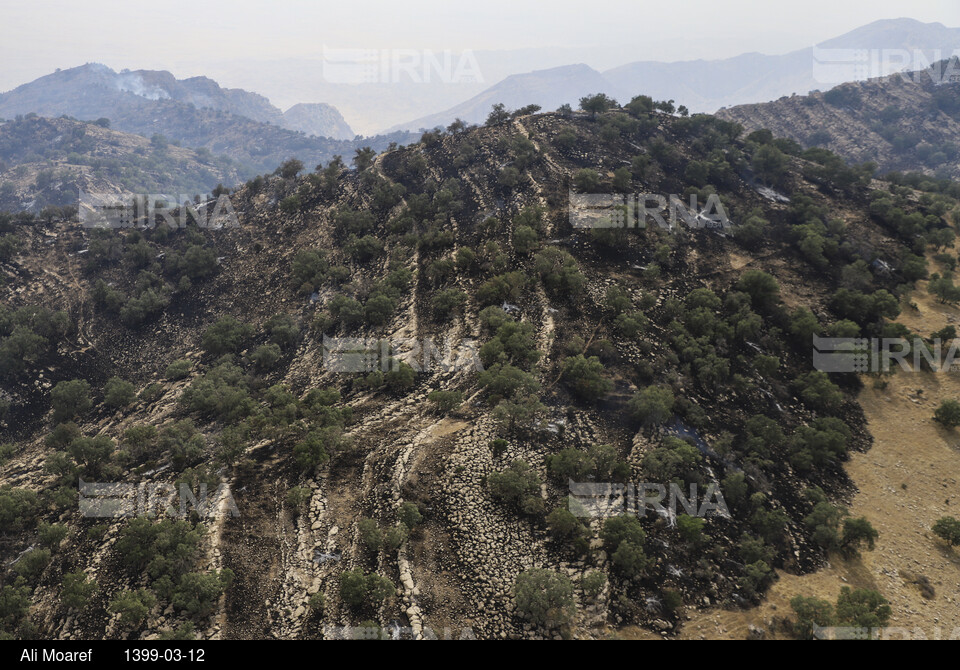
2, 0, 959, 93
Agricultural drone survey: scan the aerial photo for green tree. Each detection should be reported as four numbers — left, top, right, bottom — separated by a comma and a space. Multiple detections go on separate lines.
934, 400, 960, 428
643, 437, 702, 485
158, 622, 197, 640
51, 379, 92, 423
933, 517, 960, 547
166, 360, 193, 381
201, 317, 253, 357
579, 93, 618, 118
739, 560, 774, 599
737, 270, 780, 310
486, 103, 511, 126
398, 502, 423, 530
108, 589, 157, 627
37, 522, 68, 550
15, 548, 50, 581
562, 355, 613, 402
382, 524, 408, 552
513, 225, 540, 255
488, 460, 542, 514
427, 390, 463, 413
790, 595, 835, 640
250, 344, 282, 373
279, 158, 304, 179
431, 289, 467, 320
69, 435, 115, 477
172, 570, 234, 618
794, 372, 843, 412
103, 377, 136, 409
611, 540, 652, 578
0, 579, 32, 632
753, 144, 788, 187
629, 386, 675, 427
581, 571, 607, 601
573, 169, 601, 193
513, 569, 576, 629
546, 508, 589, 551
841, 517, 879, 556
353, 147, 376, 171
61, 572, 98, 610
835, 587, 891, 629
677, 514, 706, 545
286, 486, 311, 513
340, 569, 395, 610
358, 518, 383, 553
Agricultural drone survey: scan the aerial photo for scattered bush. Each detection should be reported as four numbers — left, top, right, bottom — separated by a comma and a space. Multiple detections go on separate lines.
61, 572, 98, 610
933, 517, 960, 547
514, 569, 576, 630
103, 377, 136, 409
108, 589, 157, 627
51, 379, 92, 423
201, 317, 253, 357
339, 569, 395, 611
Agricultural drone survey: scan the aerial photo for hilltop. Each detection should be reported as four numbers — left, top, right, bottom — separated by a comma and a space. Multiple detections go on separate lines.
0, 99, 956, 640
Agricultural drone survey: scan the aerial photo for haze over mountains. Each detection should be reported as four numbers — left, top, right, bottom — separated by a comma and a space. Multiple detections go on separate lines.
389, 18, 960, 133
0, 64, 356, 140
0, 64, 421, 180
2, 18, 955, 162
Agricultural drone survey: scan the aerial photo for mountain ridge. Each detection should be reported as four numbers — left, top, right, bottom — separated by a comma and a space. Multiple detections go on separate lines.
389, 18, 960, 134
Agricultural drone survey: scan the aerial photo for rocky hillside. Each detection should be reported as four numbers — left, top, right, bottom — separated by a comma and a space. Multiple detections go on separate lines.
0, 115, 244, 214
0, 65, 412, 175
282, 104, 354, 141
717, 63, 960, 181
0, 100, 956, 640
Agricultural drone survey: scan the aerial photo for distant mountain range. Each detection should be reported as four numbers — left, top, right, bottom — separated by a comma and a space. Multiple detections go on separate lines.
0, 64, 418, 177
389, 18, 960, 133
0, 64, 355, 140
2, 18, 957, 186
384, 64, 611, 132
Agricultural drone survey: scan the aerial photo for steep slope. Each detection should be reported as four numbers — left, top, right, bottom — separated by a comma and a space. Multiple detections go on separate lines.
0, 65, 415, 175
0, 103, 956, 641
716, 66, 960, 180
0, 115, 244, 213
